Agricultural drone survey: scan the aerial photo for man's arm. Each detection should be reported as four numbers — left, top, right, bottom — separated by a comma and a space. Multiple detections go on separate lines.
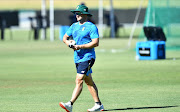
74, 38, 99, 50
63, 34, 74, 47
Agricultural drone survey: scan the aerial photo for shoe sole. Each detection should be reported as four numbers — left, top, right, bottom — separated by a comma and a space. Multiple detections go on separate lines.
59, 102, 70, 112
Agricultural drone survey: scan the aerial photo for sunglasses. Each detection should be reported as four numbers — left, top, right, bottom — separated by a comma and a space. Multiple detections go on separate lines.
75, 12, 82, 15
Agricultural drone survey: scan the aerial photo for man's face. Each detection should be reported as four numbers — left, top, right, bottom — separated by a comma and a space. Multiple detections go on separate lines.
75, 12, 87, 22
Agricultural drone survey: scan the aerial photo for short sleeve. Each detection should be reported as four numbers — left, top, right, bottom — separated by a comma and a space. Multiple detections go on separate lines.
90, 25, 99, 39
66, 24, 73, 36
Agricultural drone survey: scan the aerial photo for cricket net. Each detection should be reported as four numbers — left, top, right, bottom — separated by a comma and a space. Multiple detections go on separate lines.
139, 0, 180, 50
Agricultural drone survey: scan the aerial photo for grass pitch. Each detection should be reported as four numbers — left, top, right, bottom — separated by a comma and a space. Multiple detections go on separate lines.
0, 38, 180, 112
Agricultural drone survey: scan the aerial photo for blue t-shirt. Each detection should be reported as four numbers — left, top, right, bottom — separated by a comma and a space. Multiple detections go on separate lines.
66, 21, 99, 63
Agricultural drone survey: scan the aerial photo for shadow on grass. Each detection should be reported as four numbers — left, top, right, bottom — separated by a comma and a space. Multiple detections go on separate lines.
103, 105, 179, 111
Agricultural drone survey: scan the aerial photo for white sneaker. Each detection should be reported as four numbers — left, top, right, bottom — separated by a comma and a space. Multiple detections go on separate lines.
59, 102, 73, 112
87, 103, 104, 111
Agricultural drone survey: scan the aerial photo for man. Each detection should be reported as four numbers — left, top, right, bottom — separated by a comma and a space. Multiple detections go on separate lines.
59, 5, 104, 112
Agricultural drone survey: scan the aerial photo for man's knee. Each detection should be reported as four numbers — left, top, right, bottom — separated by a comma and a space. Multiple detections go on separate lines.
85, 78, 94, 86
75, 74, 84, 85
75, 78, 83, 85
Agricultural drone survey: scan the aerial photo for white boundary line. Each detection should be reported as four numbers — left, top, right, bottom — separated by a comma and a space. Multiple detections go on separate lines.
97, 48, 127, 53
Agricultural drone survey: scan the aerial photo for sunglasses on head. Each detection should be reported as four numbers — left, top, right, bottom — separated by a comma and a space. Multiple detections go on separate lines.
75, 12, 82, 15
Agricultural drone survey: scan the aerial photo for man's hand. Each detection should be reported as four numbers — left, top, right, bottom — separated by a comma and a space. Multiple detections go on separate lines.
73, 45, 81, 50
69, 40, 76, 49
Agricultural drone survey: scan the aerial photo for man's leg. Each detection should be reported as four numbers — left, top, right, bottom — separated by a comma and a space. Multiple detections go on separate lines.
59, 73, 85, 112
70, 73, 85, 103
84, 74, 100, 102
85, 74, 104, 111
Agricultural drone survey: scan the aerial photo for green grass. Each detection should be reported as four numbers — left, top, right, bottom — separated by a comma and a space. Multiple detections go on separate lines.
0, 38, 180, 112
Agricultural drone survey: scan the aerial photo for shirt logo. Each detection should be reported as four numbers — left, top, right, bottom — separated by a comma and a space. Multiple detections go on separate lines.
76, 6, 79, 9
82, 27, 85, 31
